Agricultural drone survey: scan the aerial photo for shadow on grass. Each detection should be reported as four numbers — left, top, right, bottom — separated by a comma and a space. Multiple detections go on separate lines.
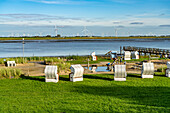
21, 75, 45, 82
21, 75, 70, 82
127, 73, 141, 78
154, 72, 166, 77
73, 85, 170, 109
83, 74, 113, 81
59, 76, 70, 81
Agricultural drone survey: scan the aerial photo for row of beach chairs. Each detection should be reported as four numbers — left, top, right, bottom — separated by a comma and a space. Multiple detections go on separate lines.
5, 60, 170, 82
44, 62, 170, 83
114, 62, 154, 81
44, 64, 84, 83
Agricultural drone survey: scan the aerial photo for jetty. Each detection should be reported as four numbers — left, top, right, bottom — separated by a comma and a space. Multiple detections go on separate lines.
123, 46, 170, 56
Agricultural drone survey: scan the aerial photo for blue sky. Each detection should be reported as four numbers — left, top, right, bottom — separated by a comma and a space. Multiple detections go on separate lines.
0, 0, 170, 36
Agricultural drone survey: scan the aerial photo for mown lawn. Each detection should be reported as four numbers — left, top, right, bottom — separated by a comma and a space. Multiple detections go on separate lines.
0, 73, 169, 112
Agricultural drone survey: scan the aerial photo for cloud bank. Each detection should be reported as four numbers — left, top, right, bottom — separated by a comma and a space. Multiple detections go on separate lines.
0, 13, 170, 27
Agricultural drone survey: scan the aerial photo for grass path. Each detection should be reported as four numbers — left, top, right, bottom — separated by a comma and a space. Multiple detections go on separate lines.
0, 73, 169, 112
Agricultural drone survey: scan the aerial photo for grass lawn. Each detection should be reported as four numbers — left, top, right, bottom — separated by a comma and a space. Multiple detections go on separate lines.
0, 73, 169, 112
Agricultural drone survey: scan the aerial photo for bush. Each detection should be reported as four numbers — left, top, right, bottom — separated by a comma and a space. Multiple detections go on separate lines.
0, 68, 22, 79
56, 62, 71, 73
157, 67, 167, 72
65, 55, 88, 60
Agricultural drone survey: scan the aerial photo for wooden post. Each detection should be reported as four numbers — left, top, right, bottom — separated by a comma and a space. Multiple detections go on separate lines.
87, 58, 89, 69
22, 38, 25, 64
139, 52, 141, 58
144, 53, 146, 56
120, 46, 122, 56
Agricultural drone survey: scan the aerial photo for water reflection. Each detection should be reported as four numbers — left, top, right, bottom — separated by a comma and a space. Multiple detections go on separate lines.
85, 66, 110, 72
0, 38, 170, 58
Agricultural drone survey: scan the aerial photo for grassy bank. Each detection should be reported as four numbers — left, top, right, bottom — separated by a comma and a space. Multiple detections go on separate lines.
0, 56, 111, 65
0, 55, 168, 65
0, 56, 76, 64
0, 73, 169, 112
0, 36, 170, 40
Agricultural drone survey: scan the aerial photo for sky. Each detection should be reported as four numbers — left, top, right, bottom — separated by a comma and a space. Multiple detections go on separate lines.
0, 0, 170, 37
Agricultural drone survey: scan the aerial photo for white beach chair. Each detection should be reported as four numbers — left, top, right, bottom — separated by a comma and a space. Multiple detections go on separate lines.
124, 51, 131, 60
91, 66, 97, 73
166, 62, 170, 77
109, 51, 117, 60
7, 61, 16, 67
91, 52, 97, 61
114, 65, 127, 81
131, 51, 139, 59
44, 66, 59, 83
70, 64, 84, 82
141, 63, 154, 78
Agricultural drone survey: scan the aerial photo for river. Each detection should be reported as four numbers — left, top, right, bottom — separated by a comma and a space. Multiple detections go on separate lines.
0, 38, 170, 58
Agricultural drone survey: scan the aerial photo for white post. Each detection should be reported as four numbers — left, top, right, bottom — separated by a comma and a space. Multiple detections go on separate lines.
22, 38, 25, 63
87, 58, 89, 69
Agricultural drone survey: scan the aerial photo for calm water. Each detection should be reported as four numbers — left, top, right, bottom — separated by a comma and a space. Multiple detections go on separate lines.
0, 38, 170, 58
85, 66, 110, 72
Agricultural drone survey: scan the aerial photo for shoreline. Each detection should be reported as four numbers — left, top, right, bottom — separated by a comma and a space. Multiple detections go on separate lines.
0, 37, 170, 43
0, 36, 170, 40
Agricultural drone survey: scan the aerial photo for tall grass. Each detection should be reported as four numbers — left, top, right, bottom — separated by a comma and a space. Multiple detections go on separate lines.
57, 62, 71, 73
0, 57, 27, 64
157, 66, 167, 72
0, 57, 64, 64
0, 68, 22, 79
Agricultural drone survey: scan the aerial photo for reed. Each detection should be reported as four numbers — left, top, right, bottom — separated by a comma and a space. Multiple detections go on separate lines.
0, 68, 22, 79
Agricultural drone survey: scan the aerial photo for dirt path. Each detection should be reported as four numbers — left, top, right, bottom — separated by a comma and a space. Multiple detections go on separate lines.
0, 60, 169, 76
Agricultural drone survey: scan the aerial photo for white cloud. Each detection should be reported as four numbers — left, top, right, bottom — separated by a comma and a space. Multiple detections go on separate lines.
0, 13, 170, 27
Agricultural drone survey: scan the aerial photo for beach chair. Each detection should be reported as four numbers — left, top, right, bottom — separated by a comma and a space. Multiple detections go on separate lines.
131, 51, 139, 59
110, 51, 117, 60
69, 64, 84, 82
141, 63, 154, 78
91, 65, 97, 73
124, 51, 131, 60
44, 66, 59, 83
114, 65, 127, 81
7, 61, 16, 67
166, 62, 170, 77
91, 52, 97, 61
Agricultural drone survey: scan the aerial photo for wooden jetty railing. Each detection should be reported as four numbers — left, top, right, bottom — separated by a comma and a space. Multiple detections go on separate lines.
123, 46, 170, 55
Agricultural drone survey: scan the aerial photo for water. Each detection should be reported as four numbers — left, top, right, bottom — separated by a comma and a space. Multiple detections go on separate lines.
0, 38, 170, 58
85, 66, 110, 72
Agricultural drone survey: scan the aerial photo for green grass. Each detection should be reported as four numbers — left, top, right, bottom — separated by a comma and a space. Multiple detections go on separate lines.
66, 60, 100, 64
0, 56, 67, 64
0, 73, 169, 112
123, 57, 168, 63
66, 56, 112, 64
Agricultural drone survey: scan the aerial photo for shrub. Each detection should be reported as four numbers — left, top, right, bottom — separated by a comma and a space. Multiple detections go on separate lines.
0, 68, 22, 79
56, 62, 71, 73
157, 67, 167, 72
